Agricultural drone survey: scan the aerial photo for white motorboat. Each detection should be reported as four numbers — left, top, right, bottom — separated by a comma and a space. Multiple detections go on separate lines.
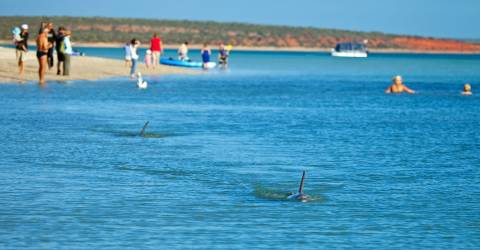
331, 42, 368, 58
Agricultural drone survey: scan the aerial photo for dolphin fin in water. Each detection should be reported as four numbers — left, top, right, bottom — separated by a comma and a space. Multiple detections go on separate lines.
287, 171, 310, 202
139, 121, 149, 137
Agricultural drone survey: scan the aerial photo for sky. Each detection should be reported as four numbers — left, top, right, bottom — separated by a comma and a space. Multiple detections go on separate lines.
0, 0, 479, 39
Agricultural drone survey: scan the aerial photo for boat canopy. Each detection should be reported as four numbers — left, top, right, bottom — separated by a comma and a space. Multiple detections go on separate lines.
335, 42, 366, 52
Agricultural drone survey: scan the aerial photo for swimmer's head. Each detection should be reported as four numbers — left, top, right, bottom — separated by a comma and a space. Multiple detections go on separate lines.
393, 75, 403, 85
464, 83, 471, 92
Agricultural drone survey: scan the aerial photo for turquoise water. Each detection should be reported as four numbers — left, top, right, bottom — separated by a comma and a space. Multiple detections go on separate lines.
1, 49, 480, 249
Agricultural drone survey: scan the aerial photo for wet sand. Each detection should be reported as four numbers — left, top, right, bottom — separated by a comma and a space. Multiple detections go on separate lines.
0, 47, 196, 84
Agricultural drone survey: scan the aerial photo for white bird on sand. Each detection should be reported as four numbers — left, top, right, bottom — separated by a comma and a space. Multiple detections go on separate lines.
137, 72, 148, 89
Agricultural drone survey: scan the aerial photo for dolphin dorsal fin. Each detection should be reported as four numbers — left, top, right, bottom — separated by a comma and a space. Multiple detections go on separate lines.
298, 171, 306, 194
140, 121, 149, 137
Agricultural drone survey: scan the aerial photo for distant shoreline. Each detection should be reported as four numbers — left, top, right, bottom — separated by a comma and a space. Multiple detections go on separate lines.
2, 41, 480, 55
73, 42, 480, 55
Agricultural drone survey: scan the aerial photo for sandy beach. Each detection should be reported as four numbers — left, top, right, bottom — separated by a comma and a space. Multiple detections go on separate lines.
0, 46, 196, 84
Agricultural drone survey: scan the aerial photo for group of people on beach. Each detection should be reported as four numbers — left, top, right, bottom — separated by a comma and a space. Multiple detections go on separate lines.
123, 33, 165, 78
10, 25, 474, 95
385, 75, 473, 95
13, 22, 74, 84
124, 33, 231, 78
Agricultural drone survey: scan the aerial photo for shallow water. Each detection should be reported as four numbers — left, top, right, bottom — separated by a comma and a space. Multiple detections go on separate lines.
1, 50, 480, 249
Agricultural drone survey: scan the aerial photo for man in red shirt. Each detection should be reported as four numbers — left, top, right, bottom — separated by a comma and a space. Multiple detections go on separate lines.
150, 33, 163, 68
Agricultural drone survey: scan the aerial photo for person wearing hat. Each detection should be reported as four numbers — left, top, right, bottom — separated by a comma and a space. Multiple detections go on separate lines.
15, 24, 29, 77
385, 75, 415, 94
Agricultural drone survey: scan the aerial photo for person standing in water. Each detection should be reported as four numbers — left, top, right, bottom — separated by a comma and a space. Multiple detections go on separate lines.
46, 23, 56, 70
36, 27, 51, 84
55, 27, 65, 75
150, 33, 162, 68
62, 30, 73, 76
385, 75, 415, 94
129, 39, 140, 78
178, 41, 189, 61
200, 43, 211, 68
462, 84, 473, 95
218, 43, 229, 66
15, 24, 29, 78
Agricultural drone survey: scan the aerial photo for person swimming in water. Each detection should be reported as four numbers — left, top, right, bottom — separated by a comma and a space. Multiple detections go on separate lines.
385, 75, 415, 94
462, 83, 472, 95
201, 43, 211, 68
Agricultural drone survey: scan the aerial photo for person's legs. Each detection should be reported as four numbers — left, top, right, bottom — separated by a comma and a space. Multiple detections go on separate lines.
47, 48, 54, 69
63, 54, 71, 76
57, 52, 64, 75
152, 51, 159, 67
17, 51, 25, 76
57, 61, 62, 75
38, 55, 47, 84
130, 59, 137, 78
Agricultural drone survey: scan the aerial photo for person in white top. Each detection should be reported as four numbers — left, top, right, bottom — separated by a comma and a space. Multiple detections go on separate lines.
178, 41, 189, 61
129, 39, 140, 78
62, 30, 73, 76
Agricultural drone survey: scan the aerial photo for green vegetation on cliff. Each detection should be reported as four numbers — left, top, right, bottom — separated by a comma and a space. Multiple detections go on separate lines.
1, 16, 479, 52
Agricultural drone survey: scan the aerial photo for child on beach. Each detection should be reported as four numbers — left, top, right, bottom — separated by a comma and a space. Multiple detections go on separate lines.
385, 75, 415, 94
462, 83, 472, 95
145, 49, 152, 68
124, 42, 132, 67
12, 27, 22, 43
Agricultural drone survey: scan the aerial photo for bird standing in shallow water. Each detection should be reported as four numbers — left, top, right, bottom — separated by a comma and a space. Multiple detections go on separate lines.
137, 72, 148, 89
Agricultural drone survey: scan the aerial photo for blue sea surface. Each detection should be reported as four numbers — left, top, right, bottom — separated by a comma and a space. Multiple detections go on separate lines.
1, 49, 479, 249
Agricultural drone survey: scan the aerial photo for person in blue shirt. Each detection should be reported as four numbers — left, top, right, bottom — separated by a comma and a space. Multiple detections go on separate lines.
201, 43, 211, 68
